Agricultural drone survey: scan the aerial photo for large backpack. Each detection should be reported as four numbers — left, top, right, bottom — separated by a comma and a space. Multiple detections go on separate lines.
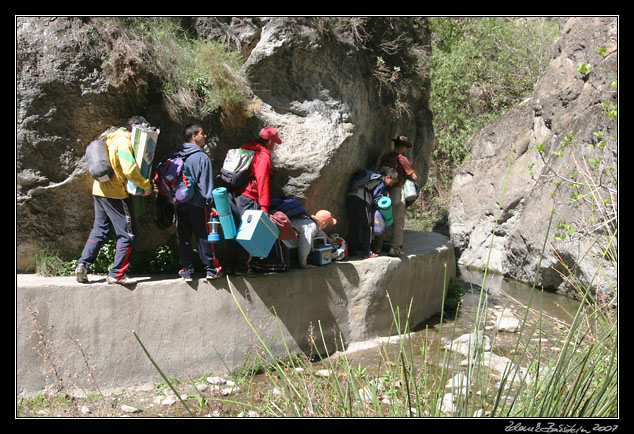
154, 155, 196, 204
350, 169, 385, 205
350, 168, 383, 188
270, 198, 306, 219
249, 239, 291, 273
220, 148, 255, 189
85, 140, 114, 182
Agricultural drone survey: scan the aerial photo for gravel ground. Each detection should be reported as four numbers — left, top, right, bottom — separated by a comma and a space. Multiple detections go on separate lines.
16, 376, 266, 418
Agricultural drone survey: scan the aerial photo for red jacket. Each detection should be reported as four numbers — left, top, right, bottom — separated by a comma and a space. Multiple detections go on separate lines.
237, 141, 271, 213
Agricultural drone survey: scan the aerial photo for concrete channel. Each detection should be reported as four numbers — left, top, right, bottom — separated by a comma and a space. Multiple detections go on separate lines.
16, 230, 455, 395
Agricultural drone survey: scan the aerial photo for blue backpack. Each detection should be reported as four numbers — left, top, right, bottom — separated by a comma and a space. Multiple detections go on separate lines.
270, 198, 306, 218
154, 155, 196, 204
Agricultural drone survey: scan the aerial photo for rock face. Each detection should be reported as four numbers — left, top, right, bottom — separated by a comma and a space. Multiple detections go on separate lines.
448, 17, 617, 300
16, 17, 434, 272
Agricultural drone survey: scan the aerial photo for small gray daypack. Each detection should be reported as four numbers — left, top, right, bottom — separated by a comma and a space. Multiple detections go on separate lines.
85, 140, 114, 182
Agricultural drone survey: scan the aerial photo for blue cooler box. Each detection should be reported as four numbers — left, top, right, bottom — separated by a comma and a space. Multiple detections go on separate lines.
308, 237, 332, 266
236, 210, 280, 258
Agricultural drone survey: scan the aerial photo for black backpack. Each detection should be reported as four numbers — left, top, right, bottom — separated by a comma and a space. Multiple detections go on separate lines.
85, 140, 114, 182
249, 240, 291, 273
154, 193, 175, 229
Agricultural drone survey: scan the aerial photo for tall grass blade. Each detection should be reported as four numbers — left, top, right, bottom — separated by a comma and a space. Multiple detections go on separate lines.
132, 331, 196, 417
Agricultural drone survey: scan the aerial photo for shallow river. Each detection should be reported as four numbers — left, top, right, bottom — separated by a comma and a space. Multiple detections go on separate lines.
331, 265, 582, 367
216, 266, 585, 416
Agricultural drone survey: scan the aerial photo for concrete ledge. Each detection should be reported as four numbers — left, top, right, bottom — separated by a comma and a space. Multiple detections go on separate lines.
16, 230, 455, 395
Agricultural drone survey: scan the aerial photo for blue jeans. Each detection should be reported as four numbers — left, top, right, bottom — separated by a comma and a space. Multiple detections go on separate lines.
78, 196, 136, 278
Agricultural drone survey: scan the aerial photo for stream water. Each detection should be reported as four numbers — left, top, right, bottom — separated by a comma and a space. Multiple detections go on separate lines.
330, 265, 582, 368
230, 266, 585, 416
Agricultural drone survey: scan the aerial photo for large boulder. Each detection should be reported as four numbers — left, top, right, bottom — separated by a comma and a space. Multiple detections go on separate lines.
448, 17, 617, 301
234, 17, 434, 227
16, 17, 434, 272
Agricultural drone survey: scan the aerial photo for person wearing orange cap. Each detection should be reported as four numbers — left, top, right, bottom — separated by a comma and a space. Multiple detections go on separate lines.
228, 126, 282, 275
282, 209, 337, 268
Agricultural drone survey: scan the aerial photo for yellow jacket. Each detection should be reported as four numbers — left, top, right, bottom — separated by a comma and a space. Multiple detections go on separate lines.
92, 128, 151, 198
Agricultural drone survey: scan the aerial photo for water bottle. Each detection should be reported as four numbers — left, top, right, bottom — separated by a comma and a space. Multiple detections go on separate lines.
207, 216, 221, 243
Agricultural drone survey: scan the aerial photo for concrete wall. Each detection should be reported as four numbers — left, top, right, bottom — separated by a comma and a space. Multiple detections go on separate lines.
16, 231, 455, 395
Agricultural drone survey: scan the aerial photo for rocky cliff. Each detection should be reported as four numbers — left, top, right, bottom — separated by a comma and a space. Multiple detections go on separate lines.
16, 17, 434, 272
448, 17, 617, 301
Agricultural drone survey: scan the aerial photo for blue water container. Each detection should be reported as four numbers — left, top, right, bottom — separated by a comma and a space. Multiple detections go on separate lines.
207, 216, 221, 243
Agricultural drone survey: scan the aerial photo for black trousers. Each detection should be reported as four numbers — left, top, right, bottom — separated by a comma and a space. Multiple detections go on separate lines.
175, 202, 218, 274
346, 195, 372, 257
227, 192, 259, 268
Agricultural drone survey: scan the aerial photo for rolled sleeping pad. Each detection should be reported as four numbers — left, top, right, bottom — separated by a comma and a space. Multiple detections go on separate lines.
212, 187, 237, 239
377, 196, 393, 226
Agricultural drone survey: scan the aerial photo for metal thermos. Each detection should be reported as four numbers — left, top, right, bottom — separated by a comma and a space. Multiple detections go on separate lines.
207, 216, 221, 243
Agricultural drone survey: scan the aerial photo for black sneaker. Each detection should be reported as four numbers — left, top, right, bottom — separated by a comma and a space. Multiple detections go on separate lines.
206, 267, 222, 281
389, 247, 404, 257
178, 268, 193, 282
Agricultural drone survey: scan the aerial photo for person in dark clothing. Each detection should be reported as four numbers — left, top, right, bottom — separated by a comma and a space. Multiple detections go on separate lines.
346, 168, 398, 258
174, 124, 222, 281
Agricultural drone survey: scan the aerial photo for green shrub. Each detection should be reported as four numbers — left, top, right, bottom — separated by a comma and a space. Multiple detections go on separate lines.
95, 17, 251, 124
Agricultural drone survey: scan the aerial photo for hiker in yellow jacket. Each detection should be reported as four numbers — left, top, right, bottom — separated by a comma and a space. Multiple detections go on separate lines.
75, 116, 153, 286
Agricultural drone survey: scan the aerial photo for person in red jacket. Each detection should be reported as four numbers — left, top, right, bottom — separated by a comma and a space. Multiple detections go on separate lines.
229, 126, 283, 275
234, 126, 281, 214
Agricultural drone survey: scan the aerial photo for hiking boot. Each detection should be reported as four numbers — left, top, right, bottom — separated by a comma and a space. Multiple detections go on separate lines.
106, 274, 138, 286
178, 268, 194, 282
75, 263, 88, 283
